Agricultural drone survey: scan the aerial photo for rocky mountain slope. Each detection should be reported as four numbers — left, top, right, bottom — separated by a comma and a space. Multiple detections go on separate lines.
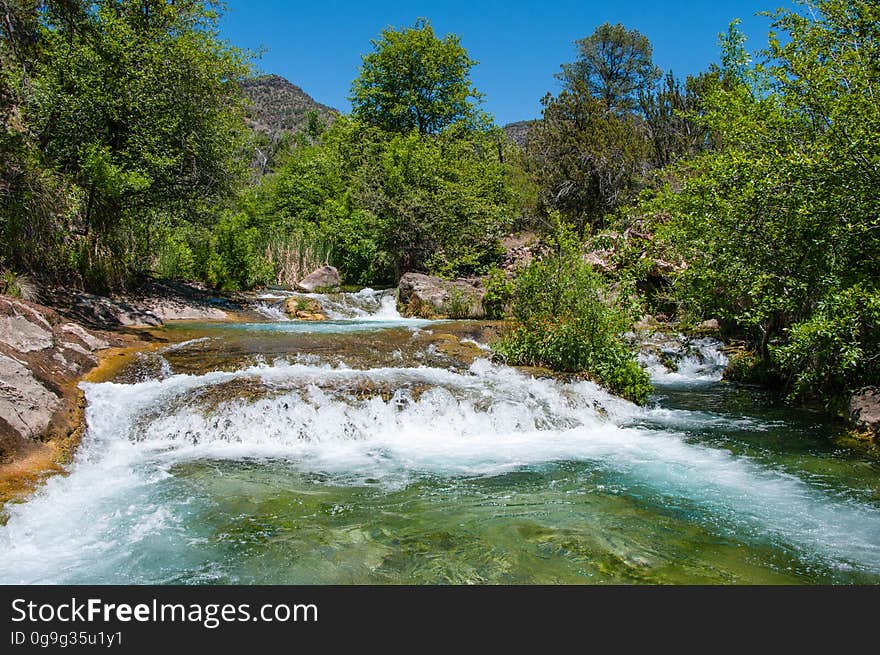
503, 120, 536, 148
241, 74, 338, 138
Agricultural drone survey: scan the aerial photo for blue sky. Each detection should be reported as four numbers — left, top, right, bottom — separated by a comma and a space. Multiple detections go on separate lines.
218, 0, 786, 126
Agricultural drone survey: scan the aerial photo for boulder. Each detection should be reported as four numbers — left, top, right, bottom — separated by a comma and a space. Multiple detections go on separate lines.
397, 273, 486, 319
695, 318, 721, 333
284, 295, 328, 321
849, 387, 880, 438
584, 250, 613, 272
0, 353, 63, 441
500, 232, 537, 273
0, 296, 119, 463
297, 266, 340, 292
41, 288, 162, 328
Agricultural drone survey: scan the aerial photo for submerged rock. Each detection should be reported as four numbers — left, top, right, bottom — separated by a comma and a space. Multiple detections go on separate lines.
297, 266, 340, 292
849, 387, 880, 439
284, 295, 328, 321
397, 272, 486, 319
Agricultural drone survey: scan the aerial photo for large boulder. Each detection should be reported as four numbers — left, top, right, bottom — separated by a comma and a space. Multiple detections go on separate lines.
0, 296, 117, 463
284, 295, 327, 321
849, 387, 880, 438
397, 273, 486, 319
297, 266, 340, 292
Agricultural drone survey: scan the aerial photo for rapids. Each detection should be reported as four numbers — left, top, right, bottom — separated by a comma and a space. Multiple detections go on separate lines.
1, 294, 878, 584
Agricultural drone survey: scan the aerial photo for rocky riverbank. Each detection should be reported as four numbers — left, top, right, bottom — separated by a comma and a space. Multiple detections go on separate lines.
0, 296, 126, 504
0, 279, 256, 505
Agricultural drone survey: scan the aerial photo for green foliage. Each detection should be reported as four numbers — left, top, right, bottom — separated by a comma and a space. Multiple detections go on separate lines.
0, 269, 37, 300
493, 223, 652, 403
639, 1, 879, 409
639, 71, 718, 168
350, 18, 486, 135
527, 80, 652, 235
559, 23, 661, 113
773, 285, 880, 410
1, 0, 251, 289
483, 267, 514, 319
253, 116, 516, 286
723, 351, 781, 387
442, 288, 474, 320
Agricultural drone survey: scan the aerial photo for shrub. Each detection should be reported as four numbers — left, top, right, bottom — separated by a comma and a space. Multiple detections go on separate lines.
483, 266, 514, 320
773, 284, 880, 411
0, 270, 38, 301
493, 223, 652, 403
443, 288, 477, 319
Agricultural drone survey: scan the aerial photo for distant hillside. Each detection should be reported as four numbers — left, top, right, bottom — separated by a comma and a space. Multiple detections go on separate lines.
241, 74, 338, 138
503, 120, 536, 148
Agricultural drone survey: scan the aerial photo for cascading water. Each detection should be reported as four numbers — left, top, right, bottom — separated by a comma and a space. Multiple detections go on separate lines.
253, 288, 404, 322
1, 308, 878, 584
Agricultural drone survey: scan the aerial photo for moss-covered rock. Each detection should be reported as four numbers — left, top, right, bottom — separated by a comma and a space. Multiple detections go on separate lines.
283, 295, 327, 321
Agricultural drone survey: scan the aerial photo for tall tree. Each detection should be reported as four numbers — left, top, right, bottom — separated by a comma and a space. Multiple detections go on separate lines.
639, 71, 716, 168
526, 78, 651, 235
349, 18, 485, 135
0, 0, 252, 287
559, 22, 661, 113
646, 2, 880, 406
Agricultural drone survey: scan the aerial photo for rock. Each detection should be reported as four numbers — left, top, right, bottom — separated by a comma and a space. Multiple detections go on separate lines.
135, 298, 228, 322
397, 273, 486, 319
584, 250, 613, 272
632, 315, 658, 332
639, 253, 685, 277
0, 296, 120, 464
0, 353, 63, 441
849, 387, 880, 437
60, 323, 109, 351
696, 318, 721, 332
40, 279, 245, 328
500, 232, 537, 273
0, 313, 54, 352
284, 295, 328, 321
297, 266, 340, 292
41, 289, 162, 328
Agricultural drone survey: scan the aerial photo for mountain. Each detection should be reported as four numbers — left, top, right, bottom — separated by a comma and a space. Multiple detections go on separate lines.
241, 74, 338, 138
503, 120, 536, 148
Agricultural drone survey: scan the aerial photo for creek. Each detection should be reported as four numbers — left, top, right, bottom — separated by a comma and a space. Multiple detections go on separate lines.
1, 289, 878, 584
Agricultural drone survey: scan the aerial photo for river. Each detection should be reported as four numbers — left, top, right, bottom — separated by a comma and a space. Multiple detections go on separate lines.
1, 289, 878, 584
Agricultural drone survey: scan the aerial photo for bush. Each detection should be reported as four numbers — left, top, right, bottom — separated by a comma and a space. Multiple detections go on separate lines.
205, 213, 274, 291
773, 285, 880, 411
483, 266, 514, 319
0, 270, 38, 301
493, 224, 652, 403
723, 351, 782, 387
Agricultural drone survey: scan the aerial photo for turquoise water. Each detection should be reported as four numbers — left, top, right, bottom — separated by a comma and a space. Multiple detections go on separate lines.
0, 317, 877, 584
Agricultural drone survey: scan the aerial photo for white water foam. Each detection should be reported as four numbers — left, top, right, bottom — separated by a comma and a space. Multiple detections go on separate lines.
305, 288, 404, 321
253, 302, 291, 322
252, 288, 425, 325
0, 357, 879, 582
638, 336, 729, 385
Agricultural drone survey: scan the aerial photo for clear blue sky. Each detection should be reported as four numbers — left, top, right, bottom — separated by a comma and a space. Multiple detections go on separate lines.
218, 0, 787, 126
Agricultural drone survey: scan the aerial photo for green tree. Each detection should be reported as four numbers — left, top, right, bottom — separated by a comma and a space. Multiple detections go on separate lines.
526, 78, 651, 235
253, 116, 515, 285
559, 23, 661, 113
644, 2, 879, 409
639, 71, 717, 168
1, 0, 251, 288
349, 18, 485, 135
